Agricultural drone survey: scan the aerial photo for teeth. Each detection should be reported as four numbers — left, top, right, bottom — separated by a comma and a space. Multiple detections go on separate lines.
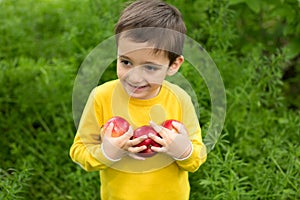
129, 83, 145, 88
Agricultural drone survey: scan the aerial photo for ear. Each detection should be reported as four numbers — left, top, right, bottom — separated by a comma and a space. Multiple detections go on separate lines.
167, 55, 184, 76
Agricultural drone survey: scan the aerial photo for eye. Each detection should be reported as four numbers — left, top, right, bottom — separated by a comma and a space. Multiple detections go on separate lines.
144, 65, 159, 72
120, 59, 132, 67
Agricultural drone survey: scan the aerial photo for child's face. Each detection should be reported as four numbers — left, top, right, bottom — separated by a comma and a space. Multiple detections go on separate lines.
117, 37, 178, 99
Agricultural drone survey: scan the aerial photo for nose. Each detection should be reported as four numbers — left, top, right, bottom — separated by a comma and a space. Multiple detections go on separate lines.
127, 67, 144, 83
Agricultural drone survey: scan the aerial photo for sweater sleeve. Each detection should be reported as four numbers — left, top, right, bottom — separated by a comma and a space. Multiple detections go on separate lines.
69, 88, 114, 171
175, 96, 207, 172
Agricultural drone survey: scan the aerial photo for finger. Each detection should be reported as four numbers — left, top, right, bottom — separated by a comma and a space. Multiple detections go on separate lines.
149, 121, 163, 132
104, 122, 114, 137
129, 135, 147, 146
149, 121, 166, 136
128, 145, 147, 153
148, 133, 165, 145
151, 146, 166, 153
121, 126, 134, 139
172, 121, 188, 136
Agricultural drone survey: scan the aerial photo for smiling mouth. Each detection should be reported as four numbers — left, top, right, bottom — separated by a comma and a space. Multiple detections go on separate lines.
127, 82, 148, 90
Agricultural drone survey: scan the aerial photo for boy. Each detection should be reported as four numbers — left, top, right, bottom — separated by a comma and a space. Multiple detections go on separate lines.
70, 0, 207, 199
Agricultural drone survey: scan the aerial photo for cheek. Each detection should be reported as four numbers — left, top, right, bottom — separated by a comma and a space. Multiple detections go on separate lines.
146, 74, 166, 85
116, 65, 125, 79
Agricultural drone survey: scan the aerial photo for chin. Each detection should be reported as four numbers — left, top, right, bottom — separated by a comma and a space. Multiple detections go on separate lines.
127, 91, 147, 99
125, 90, 151, 99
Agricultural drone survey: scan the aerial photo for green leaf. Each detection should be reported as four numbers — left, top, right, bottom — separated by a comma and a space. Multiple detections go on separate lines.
245, 0, 261, 13
228, 0, 246, 5
284, 38, 300, 59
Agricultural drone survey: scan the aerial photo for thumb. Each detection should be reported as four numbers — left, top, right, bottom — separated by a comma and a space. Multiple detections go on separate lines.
104, 122, 114, 137
121, 126, 134, 139
172, 121, 188, 136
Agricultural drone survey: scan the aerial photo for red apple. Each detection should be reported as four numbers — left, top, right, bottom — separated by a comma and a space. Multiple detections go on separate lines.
103, 116, 130, 137
132, 125, 162, 157
162, 119, 181, 133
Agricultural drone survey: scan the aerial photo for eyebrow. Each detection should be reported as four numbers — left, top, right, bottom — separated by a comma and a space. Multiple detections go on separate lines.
118, 55, 165, 67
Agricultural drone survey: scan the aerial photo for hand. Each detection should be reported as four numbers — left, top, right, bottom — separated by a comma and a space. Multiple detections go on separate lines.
149, 121, 192, 160
101, 122, 148, 161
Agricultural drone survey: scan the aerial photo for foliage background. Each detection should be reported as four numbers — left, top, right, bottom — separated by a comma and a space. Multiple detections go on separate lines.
1, 0, 299, 199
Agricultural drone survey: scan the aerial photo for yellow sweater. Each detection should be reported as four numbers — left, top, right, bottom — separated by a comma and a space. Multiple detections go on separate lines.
70, 79, 207, 200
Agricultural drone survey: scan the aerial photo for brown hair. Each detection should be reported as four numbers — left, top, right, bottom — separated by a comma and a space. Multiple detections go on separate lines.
115, 0, 186, 65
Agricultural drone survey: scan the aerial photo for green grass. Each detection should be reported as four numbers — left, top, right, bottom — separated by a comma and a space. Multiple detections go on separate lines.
1, 0, 299, 199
